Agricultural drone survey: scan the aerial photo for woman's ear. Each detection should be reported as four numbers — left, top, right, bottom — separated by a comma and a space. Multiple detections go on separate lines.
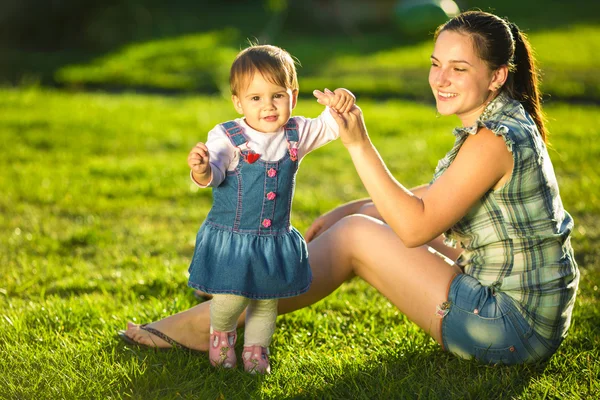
490, 65, 509, 91
231, 95, 244, 114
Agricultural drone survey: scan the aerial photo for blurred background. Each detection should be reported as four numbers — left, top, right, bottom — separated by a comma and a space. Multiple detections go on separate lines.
1, 0, 599, 102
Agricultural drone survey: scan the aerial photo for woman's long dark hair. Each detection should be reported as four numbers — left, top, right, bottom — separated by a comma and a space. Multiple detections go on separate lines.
435, 11, 547, 142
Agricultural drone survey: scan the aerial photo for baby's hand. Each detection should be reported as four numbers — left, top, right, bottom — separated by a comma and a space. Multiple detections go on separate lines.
188, 142, 211, 177
313, 88, 356, 113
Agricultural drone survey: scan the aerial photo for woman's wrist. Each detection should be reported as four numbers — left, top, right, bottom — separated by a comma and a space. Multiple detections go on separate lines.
345, 139, 374, 158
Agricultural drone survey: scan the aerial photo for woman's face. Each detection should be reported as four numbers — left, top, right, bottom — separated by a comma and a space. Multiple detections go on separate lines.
429, 30, 500, 127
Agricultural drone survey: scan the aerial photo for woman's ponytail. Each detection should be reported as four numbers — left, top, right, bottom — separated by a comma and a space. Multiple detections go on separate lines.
506, 23, 548, 142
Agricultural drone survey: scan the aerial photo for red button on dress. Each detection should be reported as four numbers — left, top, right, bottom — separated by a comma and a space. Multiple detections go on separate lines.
262, 219, 272, 228
267, 168, 277, 178
266, 192, 276, 200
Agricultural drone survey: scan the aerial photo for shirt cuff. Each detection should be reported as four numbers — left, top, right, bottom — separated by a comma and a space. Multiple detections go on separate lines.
322, 107, 340, 135
190, 170, 213, 188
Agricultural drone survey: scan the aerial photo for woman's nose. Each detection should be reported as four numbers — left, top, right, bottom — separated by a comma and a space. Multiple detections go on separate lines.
434, 69, 449, 87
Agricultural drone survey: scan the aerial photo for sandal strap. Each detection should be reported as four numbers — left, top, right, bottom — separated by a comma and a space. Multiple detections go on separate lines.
140, 324, 192, 351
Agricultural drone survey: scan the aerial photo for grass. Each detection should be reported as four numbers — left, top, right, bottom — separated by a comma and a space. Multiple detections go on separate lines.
0, 88, 598, 399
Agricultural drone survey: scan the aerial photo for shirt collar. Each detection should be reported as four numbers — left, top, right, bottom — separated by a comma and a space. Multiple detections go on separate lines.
453, 91, 512, 137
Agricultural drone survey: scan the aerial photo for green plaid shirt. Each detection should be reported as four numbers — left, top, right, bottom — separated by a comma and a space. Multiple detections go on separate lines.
431, 93, 579, 341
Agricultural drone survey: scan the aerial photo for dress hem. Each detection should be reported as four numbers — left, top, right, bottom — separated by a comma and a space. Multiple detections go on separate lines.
187, 280, 312, 300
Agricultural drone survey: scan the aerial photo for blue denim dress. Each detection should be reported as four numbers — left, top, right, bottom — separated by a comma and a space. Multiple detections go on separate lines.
188, 118, 312, 299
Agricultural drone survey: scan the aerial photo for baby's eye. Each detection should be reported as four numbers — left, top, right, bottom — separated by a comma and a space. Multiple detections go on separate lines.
251, 96, 260, 101
274, 93, 284, 99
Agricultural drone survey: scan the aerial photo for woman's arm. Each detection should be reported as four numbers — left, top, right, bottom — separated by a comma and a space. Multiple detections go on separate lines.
305, 184, 430, 242
330, 107, 513, 247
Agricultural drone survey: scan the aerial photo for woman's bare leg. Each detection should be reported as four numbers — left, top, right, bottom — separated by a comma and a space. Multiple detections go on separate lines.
279, 214, 462, 343
124, 214, 461, 349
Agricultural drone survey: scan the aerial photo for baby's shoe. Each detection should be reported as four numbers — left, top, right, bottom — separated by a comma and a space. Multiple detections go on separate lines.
209, 328, 237, 368
242, 345, 270, 374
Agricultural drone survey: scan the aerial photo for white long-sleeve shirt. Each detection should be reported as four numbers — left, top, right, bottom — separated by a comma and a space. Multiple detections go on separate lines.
192, 108, 339, 187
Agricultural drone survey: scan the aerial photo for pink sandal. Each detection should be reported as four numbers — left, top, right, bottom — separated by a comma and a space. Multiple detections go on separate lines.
242, 345, 271, 374
209, 329, 237, 368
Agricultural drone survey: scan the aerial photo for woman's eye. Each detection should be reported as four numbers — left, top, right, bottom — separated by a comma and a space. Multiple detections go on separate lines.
454, 68, 466, 72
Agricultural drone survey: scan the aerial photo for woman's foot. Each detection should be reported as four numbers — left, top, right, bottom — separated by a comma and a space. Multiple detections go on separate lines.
122, 305, 211, 352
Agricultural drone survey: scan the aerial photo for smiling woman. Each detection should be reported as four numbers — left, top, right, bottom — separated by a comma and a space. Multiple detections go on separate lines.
121, 10, 579, 367
429, 30, 508, 127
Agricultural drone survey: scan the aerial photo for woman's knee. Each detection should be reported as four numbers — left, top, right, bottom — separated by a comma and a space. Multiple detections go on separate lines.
334, 214, 380, 241
330, 214, 397, 260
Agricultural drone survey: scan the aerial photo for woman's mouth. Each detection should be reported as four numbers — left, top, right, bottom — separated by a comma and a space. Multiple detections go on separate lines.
438, 91, 458, 99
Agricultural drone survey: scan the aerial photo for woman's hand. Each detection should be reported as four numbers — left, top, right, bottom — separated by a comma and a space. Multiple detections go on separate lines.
312, 89, 370, 148
329, 105, 370, 149
305, 200, 370, 242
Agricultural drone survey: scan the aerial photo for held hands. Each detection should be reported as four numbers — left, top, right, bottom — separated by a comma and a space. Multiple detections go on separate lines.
187, 142, 211, 185
313, 88, 369, 149
313, 88, 355, 113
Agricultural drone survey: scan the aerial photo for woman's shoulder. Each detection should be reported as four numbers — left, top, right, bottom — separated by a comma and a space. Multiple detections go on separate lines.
481, 98, 541, 151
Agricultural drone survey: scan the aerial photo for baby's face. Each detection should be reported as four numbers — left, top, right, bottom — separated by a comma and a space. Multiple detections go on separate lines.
231, 72, 298, 133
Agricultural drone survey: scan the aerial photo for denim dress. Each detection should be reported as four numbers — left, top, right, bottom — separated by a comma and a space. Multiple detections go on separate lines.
188, 118, 312, 299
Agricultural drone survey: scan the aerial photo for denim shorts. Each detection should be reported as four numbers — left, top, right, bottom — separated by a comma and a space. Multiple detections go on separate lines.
441, 274, 563, 365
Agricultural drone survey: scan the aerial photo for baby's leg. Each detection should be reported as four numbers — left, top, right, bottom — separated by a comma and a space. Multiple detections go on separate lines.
209, 294, 249, 368
210, 294, 249, 332
244, 299, 278, 347
242, 299, 277, 373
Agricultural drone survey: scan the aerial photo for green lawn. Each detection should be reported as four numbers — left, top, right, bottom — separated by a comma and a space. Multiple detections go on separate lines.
1, 88, 598, 399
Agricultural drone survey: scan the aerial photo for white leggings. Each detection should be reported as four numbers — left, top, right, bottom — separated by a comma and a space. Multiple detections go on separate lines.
210, 294, 278, 347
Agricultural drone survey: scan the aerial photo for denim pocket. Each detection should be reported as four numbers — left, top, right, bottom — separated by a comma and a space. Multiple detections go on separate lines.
474, 344, 519, 365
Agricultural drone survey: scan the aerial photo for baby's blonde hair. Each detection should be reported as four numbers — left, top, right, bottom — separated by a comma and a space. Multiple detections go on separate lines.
229, 44, 299, 96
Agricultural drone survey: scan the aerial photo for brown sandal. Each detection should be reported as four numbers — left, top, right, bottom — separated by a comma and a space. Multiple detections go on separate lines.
117, 324, 199, 353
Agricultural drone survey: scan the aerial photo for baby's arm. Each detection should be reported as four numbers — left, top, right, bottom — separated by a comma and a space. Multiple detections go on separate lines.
313, 88, 356, 113
189, 126, 236, 187
188, 142, 211, 186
